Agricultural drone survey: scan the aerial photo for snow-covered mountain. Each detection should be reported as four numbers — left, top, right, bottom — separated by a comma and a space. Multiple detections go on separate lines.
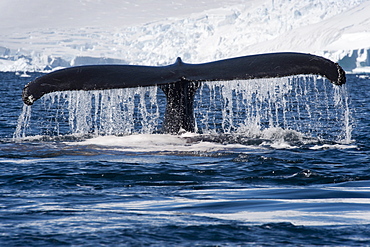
0, 0, 369, 72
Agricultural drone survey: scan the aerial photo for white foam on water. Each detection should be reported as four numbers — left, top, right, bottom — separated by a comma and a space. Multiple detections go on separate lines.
310, 144, 358, 150
66, 133, 267, 153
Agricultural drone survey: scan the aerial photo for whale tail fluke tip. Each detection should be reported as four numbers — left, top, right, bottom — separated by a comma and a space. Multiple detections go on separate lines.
22, 84, 34, 105
336, 63, 346, 86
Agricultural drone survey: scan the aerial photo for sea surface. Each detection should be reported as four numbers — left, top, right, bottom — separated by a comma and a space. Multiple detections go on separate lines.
1, 72, 370, 246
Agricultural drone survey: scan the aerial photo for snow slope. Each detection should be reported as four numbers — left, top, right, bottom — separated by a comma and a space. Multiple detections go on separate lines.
0, 0, 369, 72
0, 0, 247, 32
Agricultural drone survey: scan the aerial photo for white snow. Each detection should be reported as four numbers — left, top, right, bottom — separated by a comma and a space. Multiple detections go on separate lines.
0, 0, 250, 33
0, 0, 369, 72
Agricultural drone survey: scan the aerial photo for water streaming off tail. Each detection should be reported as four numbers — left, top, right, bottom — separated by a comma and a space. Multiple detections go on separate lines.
196, 76, 352, 143
14, 76, 352, 143
63, 87, 161, 135
14, 87, 163, 138
13, 104, 32, 138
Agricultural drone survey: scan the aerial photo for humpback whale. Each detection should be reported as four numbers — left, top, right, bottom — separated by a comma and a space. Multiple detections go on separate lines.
22, 52, 346, 134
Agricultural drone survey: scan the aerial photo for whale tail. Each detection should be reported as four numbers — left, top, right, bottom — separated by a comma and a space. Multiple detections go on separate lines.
22, 52, 346, 133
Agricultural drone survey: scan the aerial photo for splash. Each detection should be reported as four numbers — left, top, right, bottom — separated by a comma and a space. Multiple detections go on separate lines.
13, 104, 32, 139
54, 87, 161, 136
63, 87, 160, 135
334, 84, 352, 144
14, 76, 352, 143
195, 76, 352, 142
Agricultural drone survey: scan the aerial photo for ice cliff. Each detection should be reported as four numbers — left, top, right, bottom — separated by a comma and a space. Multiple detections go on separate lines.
0, 0, 369, 72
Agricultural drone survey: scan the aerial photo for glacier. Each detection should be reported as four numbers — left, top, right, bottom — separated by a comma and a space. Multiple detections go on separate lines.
0, 0, 369, 72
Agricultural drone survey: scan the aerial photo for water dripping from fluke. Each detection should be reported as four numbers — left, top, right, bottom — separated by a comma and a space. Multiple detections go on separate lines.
15, 52, 351, 145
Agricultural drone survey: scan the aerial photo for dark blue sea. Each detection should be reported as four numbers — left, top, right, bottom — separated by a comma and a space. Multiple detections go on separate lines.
1, 72, 370, 246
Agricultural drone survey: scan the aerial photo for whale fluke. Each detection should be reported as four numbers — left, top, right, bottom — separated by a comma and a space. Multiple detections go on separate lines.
22, 52, 346, 133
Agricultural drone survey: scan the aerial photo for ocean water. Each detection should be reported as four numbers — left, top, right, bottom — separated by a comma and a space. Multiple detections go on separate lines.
1, 72, 370, 246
